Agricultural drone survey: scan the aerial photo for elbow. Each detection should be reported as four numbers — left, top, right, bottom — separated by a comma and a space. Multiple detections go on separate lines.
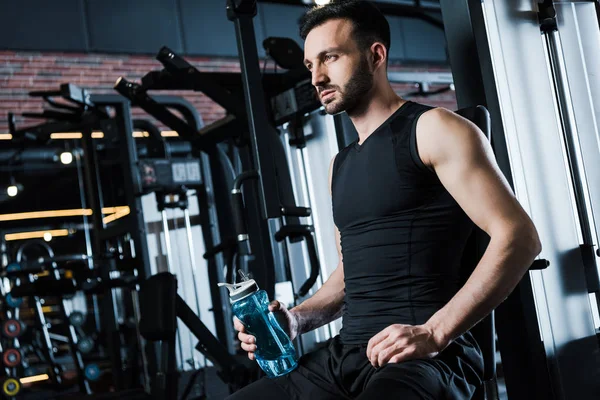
515, 221, 542, 261
525, 221, 542, 258
494, 219, 542, 261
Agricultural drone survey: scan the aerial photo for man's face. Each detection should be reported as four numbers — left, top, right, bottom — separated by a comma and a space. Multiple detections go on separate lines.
304, 19, 374, 115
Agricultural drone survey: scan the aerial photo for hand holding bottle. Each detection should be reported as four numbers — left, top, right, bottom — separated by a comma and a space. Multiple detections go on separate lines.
234, 300, 299, 361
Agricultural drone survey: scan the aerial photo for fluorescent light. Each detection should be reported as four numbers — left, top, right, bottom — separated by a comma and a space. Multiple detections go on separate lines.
50, 132, 83, 140
20, 374, 49, 384
0, 207, 130, 222
91, 131, 104, 138
161, 131, 179, 137
0, 209, 93, 222
132, 131, 149, 138
60, 152, 73, 165
5, 229, 70, 242
103, 206, 130, 224
0, 133, 12, 140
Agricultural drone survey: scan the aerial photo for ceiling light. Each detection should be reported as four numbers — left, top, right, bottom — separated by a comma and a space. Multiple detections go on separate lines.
50, 132, 83, 140
314, 0, 331, 5
60, 151, 73, 165
43, 232, 53, 242
7, 185, 18, 197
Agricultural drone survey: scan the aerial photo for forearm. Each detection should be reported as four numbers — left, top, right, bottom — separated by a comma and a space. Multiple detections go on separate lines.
425, 229, 541, 347
290, 263, 345, 335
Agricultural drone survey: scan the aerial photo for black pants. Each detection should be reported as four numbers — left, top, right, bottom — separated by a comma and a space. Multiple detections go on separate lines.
227, 333, 483, 400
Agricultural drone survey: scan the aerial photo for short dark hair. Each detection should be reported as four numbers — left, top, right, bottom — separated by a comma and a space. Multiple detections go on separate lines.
299, 1, 390, 56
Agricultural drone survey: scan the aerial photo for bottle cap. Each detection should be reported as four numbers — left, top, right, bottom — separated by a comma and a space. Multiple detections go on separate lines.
218, 276, 259, 303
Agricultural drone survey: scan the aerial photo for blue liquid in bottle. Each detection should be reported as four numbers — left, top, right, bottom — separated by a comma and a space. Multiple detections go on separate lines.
219, 279, 298, 378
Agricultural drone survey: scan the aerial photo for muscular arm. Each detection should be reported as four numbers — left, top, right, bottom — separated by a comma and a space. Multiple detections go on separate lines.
368, 107, 542, 367
419, 108, 542, 347
290, 157, 345, 335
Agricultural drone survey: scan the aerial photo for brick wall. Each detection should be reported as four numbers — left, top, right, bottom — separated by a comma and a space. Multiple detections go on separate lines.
0, 51, 455, 133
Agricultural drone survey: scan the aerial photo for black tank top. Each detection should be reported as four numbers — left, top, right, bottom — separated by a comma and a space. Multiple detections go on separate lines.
332, 101, 475, 344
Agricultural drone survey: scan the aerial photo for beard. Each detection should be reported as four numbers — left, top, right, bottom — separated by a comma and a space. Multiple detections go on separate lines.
321, 57, 373, 115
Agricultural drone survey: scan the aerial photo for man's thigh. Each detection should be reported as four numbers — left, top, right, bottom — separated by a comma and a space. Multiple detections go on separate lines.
225, 369, 342, 400
225, 376, 288, 400
226, 339, 346, 400
362, 358, 477, 400
356, 379, 425, 400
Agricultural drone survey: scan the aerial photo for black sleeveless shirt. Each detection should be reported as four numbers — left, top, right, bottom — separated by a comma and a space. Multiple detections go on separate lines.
332, 101, 475, 344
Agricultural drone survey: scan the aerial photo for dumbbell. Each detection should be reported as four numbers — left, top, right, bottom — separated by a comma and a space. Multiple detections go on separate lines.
5, 293, 23, 308
77, 336, 96, 354
1, 377, 21, 398
68, 311, 95, 354
69, 311, 86, 328
84, 363, 101, 382
2, 319, 26, 338
6, 262, 20, 273
2, 348, 23, 368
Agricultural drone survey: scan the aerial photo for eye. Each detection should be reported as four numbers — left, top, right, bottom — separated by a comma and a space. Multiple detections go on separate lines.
324, 54, 337, 62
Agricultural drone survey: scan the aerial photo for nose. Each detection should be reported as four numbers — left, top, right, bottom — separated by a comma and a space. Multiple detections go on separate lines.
311, 64, 328, 88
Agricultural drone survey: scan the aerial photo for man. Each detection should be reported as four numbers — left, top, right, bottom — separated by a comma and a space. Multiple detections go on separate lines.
228, 1, 541, 399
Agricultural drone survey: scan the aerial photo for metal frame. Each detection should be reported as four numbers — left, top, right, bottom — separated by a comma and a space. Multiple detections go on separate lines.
440, 0, 600, 398
439, 2, 555, 398
257, 0, 444, 30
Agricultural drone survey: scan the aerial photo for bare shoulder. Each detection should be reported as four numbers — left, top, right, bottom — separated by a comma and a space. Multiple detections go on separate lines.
416, 106, 491, 169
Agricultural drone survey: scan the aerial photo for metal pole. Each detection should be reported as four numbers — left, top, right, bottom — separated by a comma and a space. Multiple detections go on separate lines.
544, 28, 600, 301
74, 148, 102, 333
183, 206, 204, 369
172, 206, 198, 370
160, 206, 185, 371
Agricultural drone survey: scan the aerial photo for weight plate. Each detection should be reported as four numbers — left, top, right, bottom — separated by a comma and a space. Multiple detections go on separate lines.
84, 364, 101, 381
77, 337, 95, 354
6, 263, 21, 272
2, 378, 21, 396
69, 311, 85, 327
3, 319, 23, 338
3, 349, 22, 367
5, 293, 23, 308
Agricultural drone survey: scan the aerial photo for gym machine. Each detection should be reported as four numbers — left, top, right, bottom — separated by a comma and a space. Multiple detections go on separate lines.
113, 35, 324, 351
1, 84, 156, 398
440, 0, 600, 398
108, 4, 336, 397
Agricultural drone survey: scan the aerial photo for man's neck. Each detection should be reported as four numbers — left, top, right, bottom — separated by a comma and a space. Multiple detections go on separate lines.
349, 86, 406, 145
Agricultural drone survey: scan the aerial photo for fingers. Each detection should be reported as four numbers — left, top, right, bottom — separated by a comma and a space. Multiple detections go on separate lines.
235, 319, 257, 357
233, 317, 245, 332
388, 353, 404, 364
376, 339, 401, 367
238, 330, 255, 345
268, 300, 281, 312
240, 340, 257, 353
370, 336, 395, 368
367, 325, 392, 360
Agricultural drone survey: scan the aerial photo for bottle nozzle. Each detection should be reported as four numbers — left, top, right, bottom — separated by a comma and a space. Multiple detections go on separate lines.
218, 277, 259, 302
238, 270, 250, 282
217, 282, 240, 294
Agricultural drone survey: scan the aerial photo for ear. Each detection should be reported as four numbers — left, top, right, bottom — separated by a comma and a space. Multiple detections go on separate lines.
370, 42, 387, 70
